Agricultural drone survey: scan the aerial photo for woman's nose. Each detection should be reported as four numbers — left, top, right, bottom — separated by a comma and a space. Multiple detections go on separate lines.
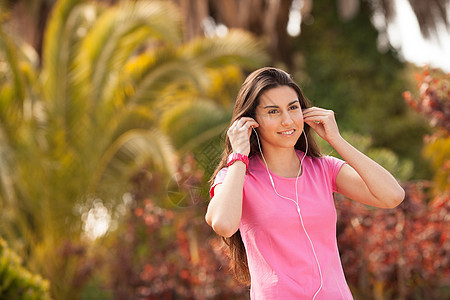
281, 111, 294, 126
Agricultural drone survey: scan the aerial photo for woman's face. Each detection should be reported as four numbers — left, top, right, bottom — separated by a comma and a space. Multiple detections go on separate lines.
254, 85, 304, 151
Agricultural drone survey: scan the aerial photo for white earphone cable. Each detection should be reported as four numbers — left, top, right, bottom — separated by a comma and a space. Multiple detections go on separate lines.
252, 127, 323, 300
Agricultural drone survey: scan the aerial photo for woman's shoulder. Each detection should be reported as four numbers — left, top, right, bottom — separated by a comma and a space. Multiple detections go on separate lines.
302, 151, 342, 163
298, 151, 344, 169
307, 153, 346, 177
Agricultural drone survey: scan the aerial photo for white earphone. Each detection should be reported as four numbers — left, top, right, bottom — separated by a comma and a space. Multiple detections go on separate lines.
252, 127, 323, 299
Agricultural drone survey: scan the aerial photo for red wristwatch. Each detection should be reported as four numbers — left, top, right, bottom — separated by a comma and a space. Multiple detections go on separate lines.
227, 153, 249, 169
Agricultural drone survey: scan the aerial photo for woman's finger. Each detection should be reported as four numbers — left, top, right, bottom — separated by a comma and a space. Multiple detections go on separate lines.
234, 118, 259, 129
304, 116, 326, 125
303, 107, 331, 117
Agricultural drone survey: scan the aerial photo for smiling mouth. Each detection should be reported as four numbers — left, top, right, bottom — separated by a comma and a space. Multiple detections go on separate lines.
278, 129, 295, 135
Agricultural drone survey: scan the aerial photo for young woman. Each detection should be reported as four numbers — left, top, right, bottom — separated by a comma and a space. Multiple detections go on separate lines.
205, 67, 404, 299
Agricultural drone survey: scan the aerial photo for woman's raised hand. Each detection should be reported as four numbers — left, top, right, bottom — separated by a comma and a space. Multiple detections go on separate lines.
227, 117, 259, 156
302, 107, 341, 144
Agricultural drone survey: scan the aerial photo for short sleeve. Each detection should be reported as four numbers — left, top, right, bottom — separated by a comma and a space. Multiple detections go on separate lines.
209, 167, 228, 198
323, 156, 346, 192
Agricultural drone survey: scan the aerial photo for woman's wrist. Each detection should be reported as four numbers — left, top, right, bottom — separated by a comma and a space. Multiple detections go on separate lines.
327, 133, 346, 150
227, 152, 249, 169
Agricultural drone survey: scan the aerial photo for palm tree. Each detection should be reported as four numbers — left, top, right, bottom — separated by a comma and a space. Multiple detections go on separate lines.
6, 0, 448, 68
0, 0, 267, 298
174, 0, 450, 66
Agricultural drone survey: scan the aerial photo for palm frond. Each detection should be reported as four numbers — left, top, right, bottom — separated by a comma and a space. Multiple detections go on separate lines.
204, 66, 244, 107
0, 30, 25, 108
407, 0, 450, 38
106, 29, 267, 112
110, 105, 156, 142
0, 124, 17, 206
41, 0, 106, 158
0, 26, 40, 143
378, 0, 450, 38
89, 128, 176, 196
159, 100, 230, 151
75, 0, 181, 110
117, 48, 204, 107
41, 0, 82, 109
181, 29, 269, 69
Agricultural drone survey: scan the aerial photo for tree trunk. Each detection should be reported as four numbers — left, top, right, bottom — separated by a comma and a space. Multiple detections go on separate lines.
210, 0, 294, 66
174, 0, 210, 41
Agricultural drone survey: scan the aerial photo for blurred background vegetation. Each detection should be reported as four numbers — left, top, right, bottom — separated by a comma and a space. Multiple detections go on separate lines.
0, 0, 448, 299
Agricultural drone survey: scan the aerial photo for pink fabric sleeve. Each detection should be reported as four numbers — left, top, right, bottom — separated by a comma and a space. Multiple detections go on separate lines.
323, 156, 346, 192
209, 167, 228, 198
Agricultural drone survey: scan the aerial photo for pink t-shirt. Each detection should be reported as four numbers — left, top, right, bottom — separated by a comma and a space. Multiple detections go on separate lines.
210, 150, 353, 299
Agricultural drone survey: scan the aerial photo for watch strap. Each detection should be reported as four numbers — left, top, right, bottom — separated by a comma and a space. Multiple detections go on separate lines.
227, 153, 249, 169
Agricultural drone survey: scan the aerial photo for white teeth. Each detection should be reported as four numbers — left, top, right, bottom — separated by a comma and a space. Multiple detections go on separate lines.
280, 130, 295, 135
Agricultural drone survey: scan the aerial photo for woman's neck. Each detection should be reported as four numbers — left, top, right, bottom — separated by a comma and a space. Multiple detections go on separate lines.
259, 146, 302, 178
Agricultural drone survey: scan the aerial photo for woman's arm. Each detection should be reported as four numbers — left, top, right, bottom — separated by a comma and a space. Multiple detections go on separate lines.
303, 107, 405, 208
205, 162, 246, 237
205, 117, 259, 237
332, 138, 405, 208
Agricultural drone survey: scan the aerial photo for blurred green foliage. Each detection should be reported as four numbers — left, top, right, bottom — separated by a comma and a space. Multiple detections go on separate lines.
0, 237, 51, 300
296, 0, 430, 179
404, 68, 450, 190
425, 136, 450, 188
318, 131, 414, 181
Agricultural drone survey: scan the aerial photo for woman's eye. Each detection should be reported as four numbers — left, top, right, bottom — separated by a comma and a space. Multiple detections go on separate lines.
268, 109, 279, 114
289, 105, 299, 111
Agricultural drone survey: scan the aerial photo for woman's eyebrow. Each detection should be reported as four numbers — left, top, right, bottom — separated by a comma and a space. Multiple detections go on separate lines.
263, 100, 299, 109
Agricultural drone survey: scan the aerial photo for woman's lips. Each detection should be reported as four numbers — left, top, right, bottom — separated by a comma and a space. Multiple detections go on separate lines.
278, 129, 296, 135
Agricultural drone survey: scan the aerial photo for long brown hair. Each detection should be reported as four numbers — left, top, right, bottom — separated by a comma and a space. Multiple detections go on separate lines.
209, 67, 322, 285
